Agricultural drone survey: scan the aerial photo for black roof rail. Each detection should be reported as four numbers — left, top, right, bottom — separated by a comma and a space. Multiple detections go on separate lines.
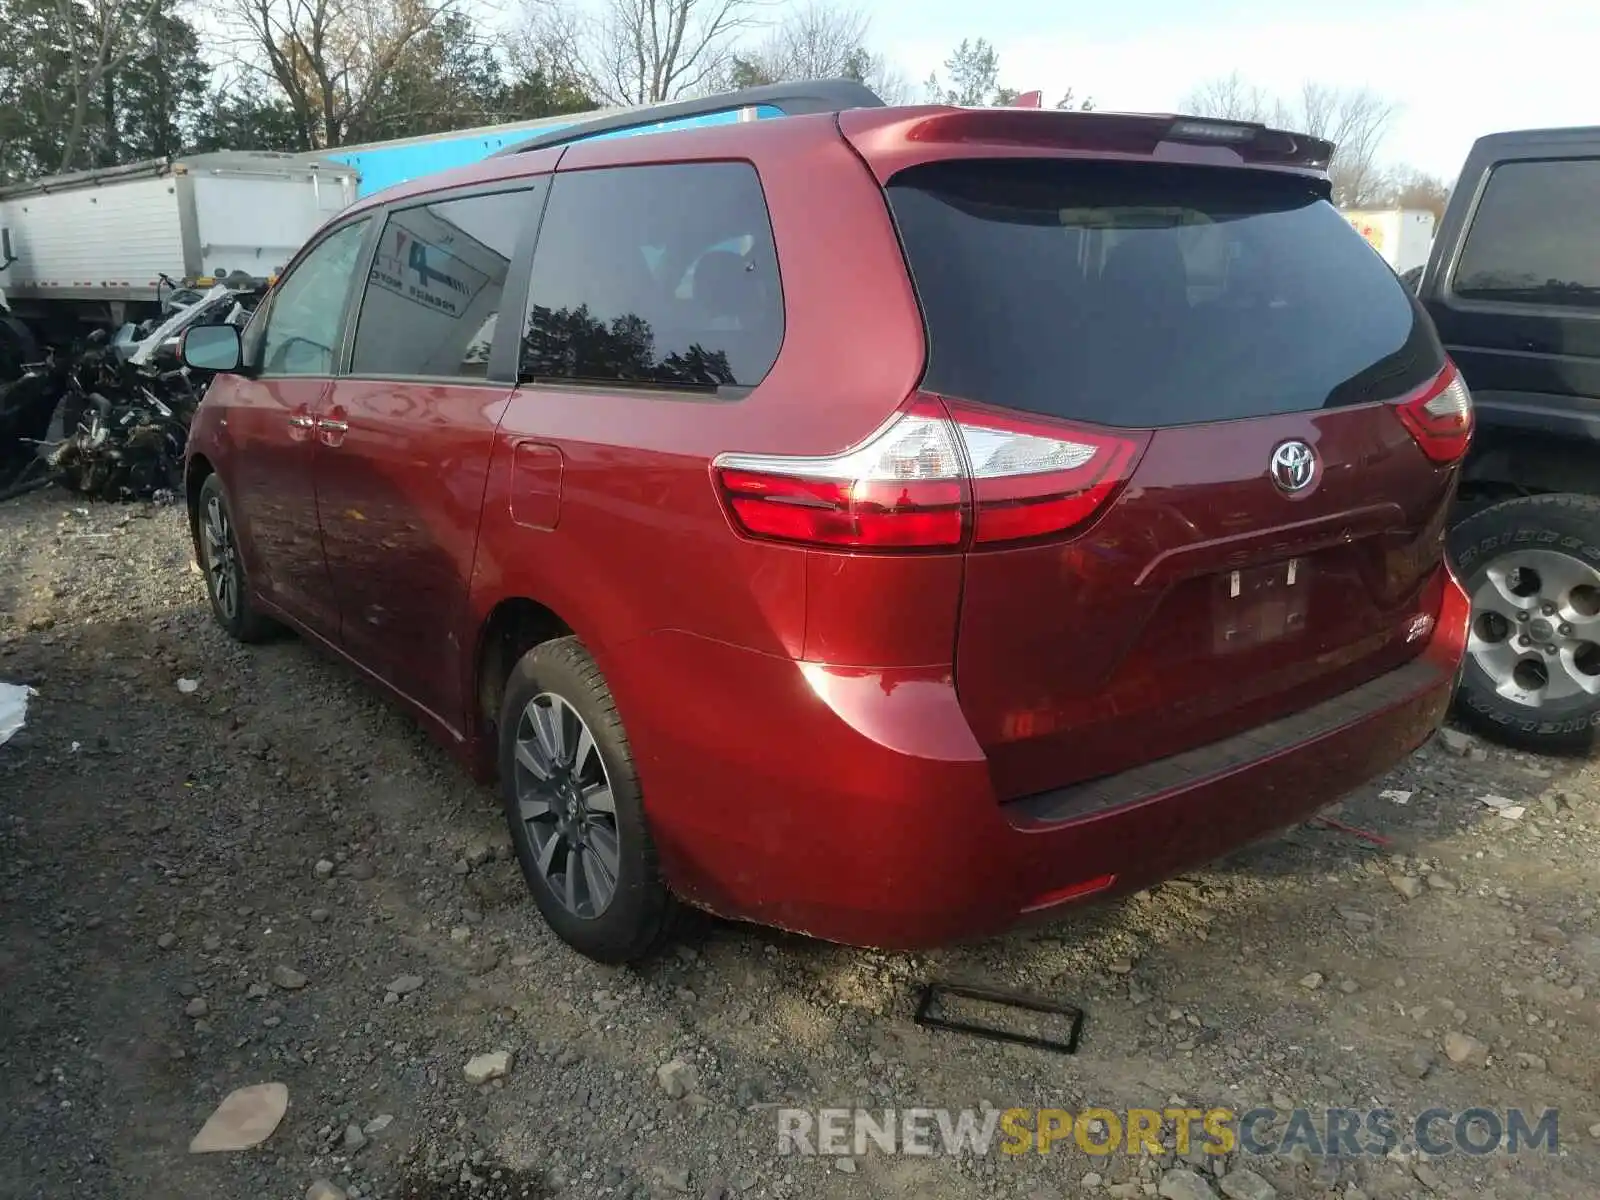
489, 78, 885, 158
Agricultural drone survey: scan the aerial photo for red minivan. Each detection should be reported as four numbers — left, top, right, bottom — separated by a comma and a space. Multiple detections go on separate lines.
179, 82, 1472, 963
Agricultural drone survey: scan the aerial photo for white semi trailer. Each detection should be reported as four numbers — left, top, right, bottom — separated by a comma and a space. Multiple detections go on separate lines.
0, 151, 357, 341
1341, 208, 1437, 276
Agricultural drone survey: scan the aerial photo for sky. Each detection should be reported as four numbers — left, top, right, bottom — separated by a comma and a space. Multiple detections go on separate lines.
861, 0, 1599, 182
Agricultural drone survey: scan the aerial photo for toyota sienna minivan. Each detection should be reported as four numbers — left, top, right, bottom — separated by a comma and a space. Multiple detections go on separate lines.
179, 81, 1472, 962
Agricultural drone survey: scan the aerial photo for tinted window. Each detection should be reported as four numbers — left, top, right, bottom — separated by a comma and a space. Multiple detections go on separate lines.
887, 160, 1440, 429
352, 188, 538, 378
1454, 158, 1600, 308
520, 163, 782, 391
260, 219, 369, 377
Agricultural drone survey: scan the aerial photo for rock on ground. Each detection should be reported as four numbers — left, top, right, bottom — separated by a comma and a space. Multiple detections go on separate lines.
1443, 1031, 1488, 1066
271, 965, 308, 991
188, 1083, 289, 1153
464, 1051, 513, 1084
1220, 1168, 1278, 1200
386, 974, 424, 996
656, 1057, 699, 1099
1159, 1169, 1218, 1200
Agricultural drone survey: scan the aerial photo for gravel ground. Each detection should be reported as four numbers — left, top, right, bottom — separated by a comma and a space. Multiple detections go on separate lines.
2, 489, 1599, 1200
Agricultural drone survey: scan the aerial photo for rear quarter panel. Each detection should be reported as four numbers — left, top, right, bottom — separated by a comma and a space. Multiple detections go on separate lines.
465, 115, 932, 706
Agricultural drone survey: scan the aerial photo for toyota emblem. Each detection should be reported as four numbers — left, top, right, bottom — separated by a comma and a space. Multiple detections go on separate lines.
1269, 440, 1317, 493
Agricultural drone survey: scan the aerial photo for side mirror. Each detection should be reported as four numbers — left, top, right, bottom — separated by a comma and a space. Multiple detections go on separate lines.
180, 323, 243, 373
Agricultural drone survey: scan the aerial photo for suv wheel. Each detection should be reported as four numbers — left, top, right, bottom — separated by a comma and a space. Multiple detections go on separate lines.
194, 474, 275, 643
497, 637, 674, 963
1449, 494, 1600, 752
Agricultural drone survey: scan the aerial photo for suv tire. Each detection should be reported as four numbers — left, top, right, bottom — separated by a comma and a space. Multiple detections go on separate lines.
194, 473, 275, 643
497, 637, 675, 963
1449, 493, 1600, 753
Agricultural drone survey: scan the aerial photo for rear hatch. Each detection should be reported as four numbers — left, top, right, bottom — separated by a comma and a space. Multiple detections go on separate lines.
885, 155, 1464, 799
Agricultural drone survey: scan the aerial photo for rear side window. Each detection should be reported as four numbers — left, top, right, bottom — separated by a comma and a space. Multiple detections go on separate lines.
352, 187, 539, 379
520, 162, 782, 392
887, 159, 1440, 428
1454, 158, 1600, 308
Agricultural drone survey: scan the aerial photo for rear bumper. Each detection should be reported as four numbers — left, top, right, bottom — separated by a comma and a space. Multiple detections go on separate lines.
1000, 655, 1453, 912
610, 567, 1469, 951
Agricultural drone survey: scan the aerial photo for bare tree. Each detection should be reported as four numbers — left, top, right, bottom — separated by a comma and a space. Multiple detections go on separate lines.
225, 0, 462, 148
1182, 73, 1398, 206
864, 58, 913, 104
573, 0, 768, 106
506, 0, 587, 93
735, 0, 865, 78
54, 0, 164, 171
1181, 71, 1279, 125
1376, 164, 1452, 220
718, 2, 911, 101
1294, 82, 1396, 206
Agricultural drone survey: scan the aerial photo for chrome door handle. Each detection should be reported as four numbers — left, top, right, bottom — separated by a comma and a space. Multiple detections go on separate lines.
288, 414, 315, 429
317, 418, 348, 432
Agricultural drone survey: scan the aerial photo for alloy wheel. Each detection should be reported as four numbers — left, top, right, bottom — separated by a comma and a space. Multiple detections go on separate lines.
201, 495, 239, 621
1468, 548, 1600, 708
512, 692, 621, 919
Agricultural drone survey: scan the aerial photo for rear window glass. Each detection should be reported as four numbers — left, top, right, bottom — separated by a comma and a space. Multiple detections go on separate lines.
1454, 158, 1600, 308
520, 162, 783, 392
887, 159, 1440, 428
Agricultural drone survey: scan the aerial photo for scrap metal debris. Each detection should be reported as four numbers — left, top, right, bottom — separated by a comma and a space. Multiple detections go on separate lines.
1, 284, 258, 501
1309, 814, 1392, 847
913, 981, 1085, 1054
1481, 794, 1527, 820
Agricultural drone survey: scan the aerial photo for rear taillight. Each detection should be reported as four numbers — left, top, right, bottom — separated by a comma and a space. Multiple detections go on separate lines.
1394, 361, 1473, 463
712, 394, 1148, 551
957, 406, 1146, 545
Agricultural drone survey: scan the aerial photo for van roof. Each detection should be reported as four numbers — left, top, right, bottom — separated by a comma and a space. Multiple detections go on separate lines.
339, 82, 1334, 217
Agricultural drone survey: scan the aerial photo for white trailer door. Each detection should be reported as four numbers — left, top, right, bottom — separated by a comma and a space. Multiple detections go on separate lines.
191, 173, 352, 281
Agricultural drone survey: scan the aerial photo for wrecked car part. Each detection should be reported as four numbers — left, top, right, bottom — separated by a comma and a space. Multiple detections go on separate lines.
129, 283, 251, 367
2, 284, 258, 500
45, 365, 197, 501
913, 981, 1085, 1055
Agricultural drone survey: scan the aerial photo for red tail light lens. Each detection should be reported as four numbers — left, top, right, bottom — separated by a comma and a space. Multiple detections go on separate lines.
714, 396, 967, 549
1394, 362, 1473, 463
949, 403, 1148, 545
713, 394, 1147, 551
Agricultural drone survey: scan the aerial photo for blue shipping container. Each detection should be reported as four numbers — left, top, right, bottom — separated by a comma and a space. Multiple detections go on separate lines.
326, 106, 782, 198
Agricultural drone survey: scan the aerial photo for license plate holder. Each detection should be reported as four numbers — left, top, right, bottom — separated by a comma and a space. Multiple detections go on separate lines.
1213, 559, 1308, 653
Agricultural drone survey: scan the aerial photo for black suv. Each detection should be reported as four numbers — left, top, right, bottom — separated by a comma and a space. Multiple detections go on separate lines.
1417, 126, 1600, 750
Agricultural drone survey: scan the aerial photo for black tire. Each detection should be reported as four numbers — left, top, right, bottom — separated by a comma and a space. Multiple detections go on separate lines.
193, 473, 275, 643
1449, 493, 1600, 753
498, 637, 674, 963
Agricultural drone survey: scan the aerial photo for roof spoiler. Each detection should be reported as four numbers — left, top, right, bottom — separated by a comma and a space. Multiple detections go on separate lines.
840, 107, 1336, 178
490, 78, 885, 158
1160, 116, 1334, 169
